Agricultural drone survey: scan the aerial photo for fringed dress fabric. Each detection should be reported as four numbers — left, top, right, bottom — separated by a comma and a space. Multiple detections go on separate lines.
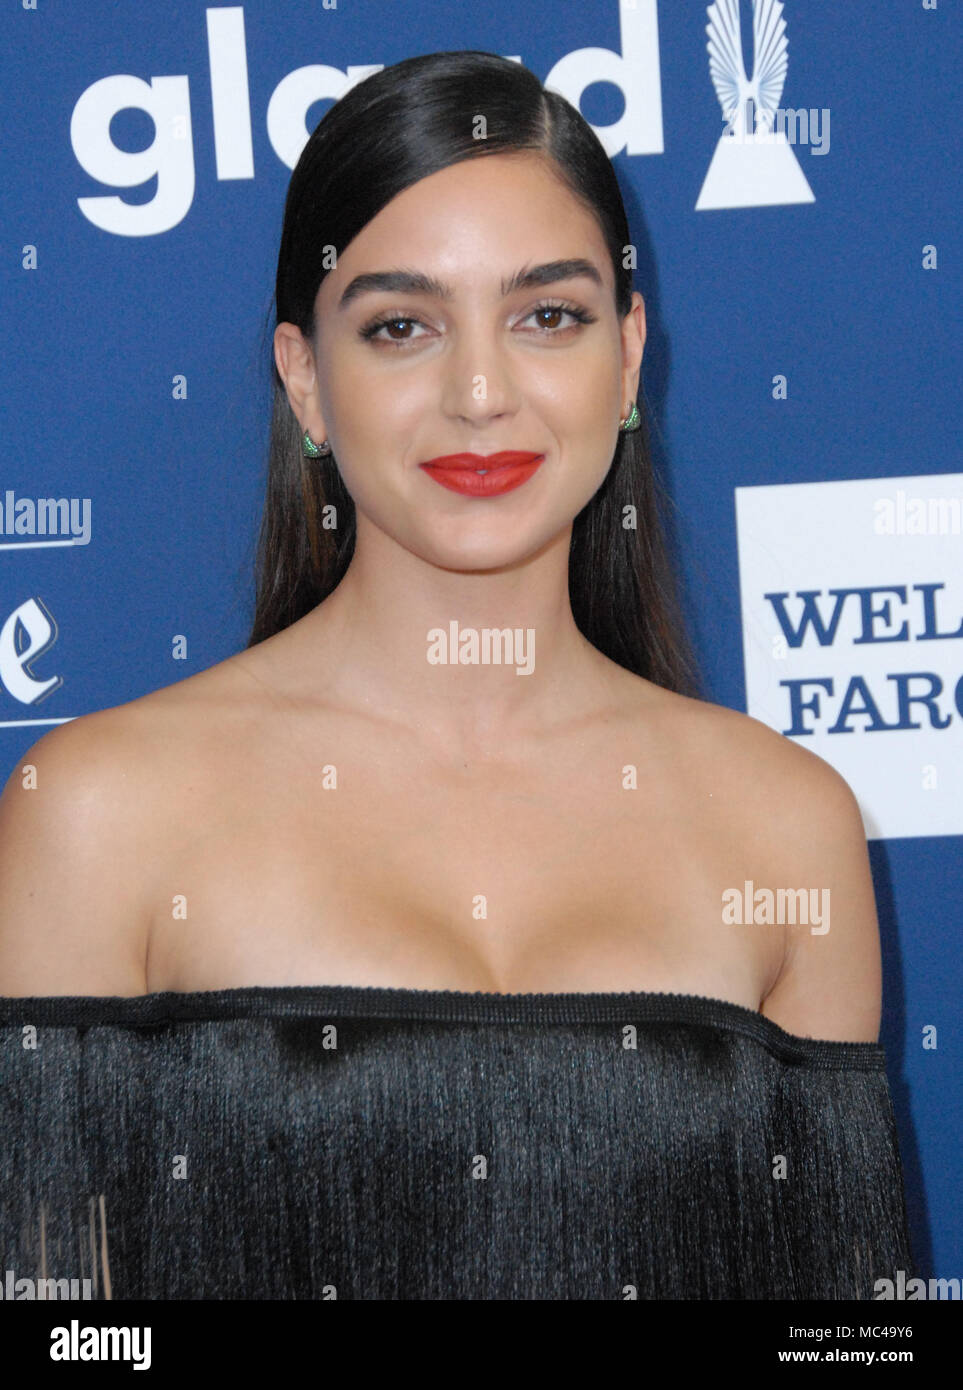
0, 986, 914, 1300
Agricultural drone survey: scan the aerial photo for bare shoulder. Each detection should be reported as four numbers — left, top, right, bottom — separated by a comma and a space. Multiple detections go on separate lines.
0, 656, 255, 997
638, 683, 882, 1042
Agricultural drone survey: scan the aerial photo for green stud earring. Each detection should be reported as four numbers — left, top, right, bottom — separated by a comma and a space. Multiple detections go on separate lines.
619, 402, 641, 432
301, 430, 331, 458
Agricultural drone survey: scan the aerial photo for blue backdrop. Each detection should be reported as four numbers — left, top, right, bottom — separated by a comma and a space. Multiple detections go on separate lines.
1, 1, 959, 1286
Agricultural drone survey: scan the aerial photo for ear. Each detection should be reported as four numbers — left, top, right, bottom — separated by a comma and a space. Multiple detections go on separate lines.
274, 322, 327, 443
620, 291, 646, 416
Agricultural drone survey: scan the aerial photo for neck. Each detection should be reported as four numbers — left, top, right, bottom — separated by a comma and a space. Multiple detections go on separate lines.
285, 516, 617, 757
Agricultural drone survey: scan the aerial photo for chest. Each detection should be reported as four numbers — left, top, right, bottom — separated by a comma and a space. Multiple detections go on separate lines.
143, 733, 780, 1002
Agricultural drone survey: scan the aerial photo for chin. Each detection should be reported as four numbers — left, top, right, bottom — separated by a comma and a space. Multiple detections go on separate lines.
432, 532, 559, 574
429, 545, 523, 574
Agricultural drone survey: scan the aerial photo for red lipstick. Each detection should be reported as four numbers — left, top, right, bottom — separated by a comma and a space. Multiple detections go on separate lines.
419, 451, 544, 497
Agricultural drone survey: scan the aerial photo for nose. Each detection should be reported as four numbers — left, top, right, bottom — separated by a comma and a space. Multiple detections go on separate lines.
439, 318, 520, 427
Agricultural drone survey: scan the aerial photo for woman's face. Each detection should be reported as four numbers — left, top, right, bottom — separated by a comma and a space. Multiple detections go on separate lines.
277, 151, 645, 572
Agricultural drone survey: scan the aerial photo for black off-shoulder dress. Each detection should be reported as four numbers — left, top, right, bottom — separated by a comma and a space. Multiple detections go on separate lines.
0, 986, 914, 1300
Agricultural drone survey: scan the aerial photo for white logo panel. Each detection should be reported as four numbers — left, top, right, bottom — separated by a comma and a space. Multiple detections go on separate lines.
736, 475, 963, 840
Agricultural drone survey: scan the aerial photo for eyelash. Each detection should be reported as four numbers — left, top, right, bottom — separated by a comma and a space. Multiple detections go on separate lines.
358, 299, 597, 348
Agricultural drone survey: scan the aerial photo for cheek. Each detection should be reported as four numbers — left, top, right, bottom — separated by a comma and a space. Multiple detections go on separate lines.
543, 379, 620, 456
321, 369, 423, 501
338, 357, 433, 443
531, 343, 620, 413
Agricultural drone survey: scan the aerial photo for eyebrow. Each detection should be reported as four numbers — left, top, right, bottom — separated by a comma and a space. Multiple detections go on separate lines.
337, 258, 605, 310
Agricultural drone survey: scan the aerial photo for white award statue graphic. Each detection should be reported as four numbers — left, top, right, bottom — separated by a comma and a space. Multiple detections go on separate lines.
696, 0, 815, 211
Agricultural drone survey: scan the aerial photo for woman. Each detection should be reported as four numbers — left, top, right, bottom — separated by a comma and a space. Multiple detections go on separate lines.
0, 51, 913, 1299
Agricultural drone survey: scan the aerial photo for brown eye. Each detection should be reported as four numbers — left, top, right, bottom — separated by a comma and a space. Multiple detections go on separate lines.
359, 314, 429, 346
522, 302, 596, 335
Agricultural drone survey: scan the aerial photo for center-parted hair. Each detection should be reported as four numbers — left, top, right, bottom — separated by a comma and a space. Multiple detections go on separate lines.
248, 48, 701, 698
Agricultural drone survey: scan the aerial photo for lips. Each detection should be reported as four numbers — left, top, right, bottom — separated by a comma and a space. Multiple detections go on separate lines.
420, 451, 544, 473
419, 451, 545, 498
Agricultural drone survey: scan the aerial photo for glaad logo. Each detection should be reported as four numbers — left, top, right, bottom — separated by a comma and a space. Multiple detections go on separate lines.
69, 3, 665, 238
696, 0, 816, 210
